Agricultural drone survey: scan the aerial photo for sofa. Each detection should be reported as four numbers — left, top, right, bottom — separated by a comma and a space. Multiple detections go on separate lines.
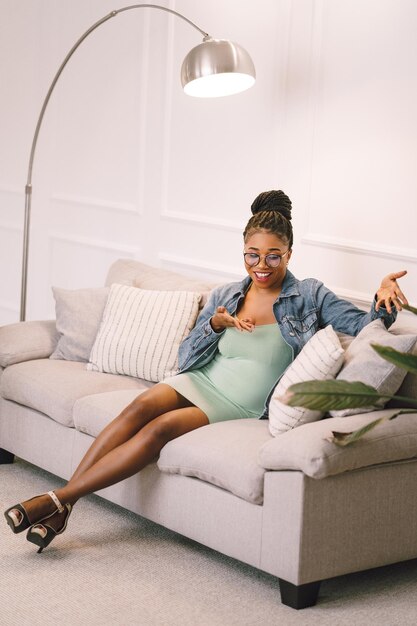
1, 258, 417, 610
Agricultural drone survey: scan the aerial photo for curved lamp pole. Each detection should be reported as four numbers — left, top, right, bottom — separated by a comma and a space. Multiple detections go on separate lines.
20, 3, 255, 321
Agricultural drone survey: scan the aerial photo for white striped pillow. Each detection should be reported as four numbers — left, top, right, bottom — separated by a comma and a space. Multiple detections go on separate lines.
87, 284, 201, 382
268, 326, 344, 436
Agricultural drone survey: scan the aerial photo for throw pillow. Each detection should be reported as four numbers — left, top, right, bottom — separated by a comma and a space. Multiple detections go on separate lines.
268, 325, 344, 436
87, 284, 201, 382
329, 319, 417, 417
50, 287, 110, 362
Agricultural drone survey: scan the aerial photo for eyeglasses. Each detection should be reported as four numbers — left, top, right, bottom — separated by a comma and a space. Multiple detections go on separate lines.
243, 250, 289, 268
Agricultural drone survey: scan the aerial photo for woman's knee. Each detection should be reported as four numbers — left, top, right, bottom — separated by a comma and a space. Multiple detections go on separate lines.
118, 393, 156, 428
121, 385, 184, 422
143, 409, 207, 446
143, 415, 180, 447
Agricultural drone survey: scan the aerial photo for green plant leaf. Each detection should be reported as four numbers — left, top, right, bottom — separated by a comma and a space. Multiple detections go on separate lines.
281, 380, 385, 411
403, 303, 417, 316
326, 417, 389, 446
371, 343, 417, 375
326, 409, 416, 447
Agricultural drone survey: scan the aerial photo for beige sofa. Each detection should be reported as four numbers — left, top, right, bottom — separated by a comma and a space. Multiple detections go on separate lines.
1, 259, 417, 610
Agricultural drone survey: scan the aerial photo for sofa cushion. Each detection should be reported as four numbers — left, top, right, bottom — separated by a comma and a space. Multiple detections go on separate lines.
0, 320, 58, 367
73, 389, 149, 436
158, 419, 273, 505
0, 359, 150, 427
258, 409, 417, 479
88, 285, 201, 382
50, 286, 110, 362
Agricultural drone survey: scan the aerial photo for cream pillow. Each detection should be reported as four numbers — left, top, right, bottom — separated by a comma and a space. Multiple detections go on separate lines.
87, 284, 201, 382
268, 325, 344, 436
329, 319, 417, 417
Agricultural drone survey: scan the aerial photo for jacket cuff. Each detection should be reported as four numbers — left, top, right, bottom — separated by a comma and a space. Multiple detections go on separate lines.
205, 318, 225, 337
372, 294, 397, 326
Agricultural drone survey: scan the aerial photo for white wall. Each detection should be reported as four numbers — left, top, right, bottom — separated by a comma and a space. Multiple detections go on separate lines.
0, 0, 416, 324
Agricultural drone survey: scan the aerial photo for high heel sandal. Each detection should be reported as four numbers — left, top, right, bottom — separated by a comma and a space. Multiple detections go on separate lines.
4, 490, 66, 535
26, 503, 72, 553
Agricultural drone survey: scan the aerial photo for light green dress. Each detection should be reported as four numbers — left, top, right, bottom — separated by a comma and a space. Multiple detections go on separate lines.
162, 323, 293, 423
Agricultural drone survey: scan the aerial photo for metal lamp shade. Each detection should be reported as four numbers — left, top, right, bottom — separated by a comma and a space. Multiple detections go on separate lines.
181, 38, 256, 97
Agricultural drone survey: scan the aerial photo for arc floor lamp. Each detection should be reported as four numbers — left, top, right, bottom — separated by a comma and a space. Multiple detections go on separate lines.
20, 3, 256, 321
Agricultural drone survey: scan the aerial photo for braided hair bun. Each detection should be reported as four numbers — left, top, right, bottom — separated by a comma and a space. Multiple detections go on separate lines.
244, 189, 293, 247
250, 190, 292, 221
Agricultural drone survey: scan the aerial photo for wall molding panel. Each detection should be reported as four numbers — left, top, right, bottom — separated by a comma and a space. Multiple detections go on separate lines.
271, 0, 292, 169
0, 299, 19, 314
303, 0, 325, 235
161, 210, 242, 233
0, 222, 21, 320
47, 233, 140, 292
49, 232, 139, 258
302, 233, 417, 265
159, 252, 243, 280
0, 222, 23, 234
51, 193, 141, 216
2, 1, 417, 323
159, 0, 176, 217
0, 185, 24, 197
134, 6, 151, 218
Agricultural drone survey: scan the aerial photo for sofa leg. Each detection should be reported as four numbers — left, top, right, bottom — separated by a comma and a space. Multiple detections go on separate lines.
0, 448, 15, 464
279, 578, 321, 609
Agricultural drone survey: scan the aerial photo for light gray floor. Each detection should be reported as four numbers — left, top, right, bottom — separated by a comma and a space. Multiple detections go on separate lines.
1, 458, 417, 626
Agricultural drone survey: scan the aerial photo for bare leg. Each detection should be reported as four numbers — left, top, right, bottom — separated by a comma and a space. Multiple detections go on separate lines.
69, 384, 192, 484
25, 406, 208, 547
12, 385, 207, 530
55, 406, 208, 505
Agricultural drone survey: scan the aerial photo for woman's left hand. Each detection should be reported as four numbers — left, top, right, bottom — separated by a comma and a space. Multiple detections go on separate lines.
376, 270, 409, 313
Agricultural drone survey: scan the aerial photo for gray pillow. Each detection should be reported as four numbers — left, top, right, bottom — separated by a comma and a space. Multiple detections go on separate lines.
329, 319, 417, 417
50, 287, 109, 362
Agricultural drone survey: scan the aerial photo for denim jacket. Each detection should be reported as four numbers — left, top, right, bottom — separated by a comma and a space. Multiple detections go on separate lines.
177, 270, 396, 418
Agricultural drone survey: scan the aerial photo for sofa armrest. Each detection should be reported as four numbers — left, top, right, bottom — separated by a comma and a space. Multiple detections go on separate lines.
258, 410, 417, 479
0, 320, 59, 367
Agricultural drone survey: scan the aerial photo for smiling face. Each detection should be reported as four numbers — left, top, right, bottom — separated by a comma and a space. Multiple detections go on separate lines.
243, 230, 292, 291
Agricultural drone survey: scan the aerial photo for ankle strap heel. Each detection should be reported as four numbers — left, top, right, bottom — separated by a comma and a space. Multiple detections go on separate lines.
47, 491, 65, 514
4, 490, 66, 534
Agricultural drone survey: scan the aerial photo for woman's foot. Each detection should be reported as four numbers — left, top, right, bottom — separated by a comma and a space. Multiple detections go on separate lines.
30, 506, 69, 535
4, 491, 66, 534
27, 503, 72, 553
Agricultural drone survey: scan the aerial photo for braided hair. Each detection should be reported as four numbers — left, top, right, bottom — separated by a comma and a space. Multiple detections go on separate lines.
243, 190, 293, 248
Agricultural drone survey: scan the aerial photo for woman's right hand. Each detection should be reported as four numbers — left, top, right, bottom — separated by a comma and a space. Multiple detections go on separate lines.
210, 306, 255, 333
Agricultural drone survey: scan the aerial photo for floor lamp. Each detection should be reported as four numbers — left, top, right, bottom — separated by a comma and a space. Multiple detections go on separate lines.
20, 3, 256, 321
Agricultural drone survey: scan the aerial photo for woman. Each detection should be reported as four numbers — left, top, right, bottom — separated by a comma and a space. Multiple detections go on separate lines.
4, 190, 409, 553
